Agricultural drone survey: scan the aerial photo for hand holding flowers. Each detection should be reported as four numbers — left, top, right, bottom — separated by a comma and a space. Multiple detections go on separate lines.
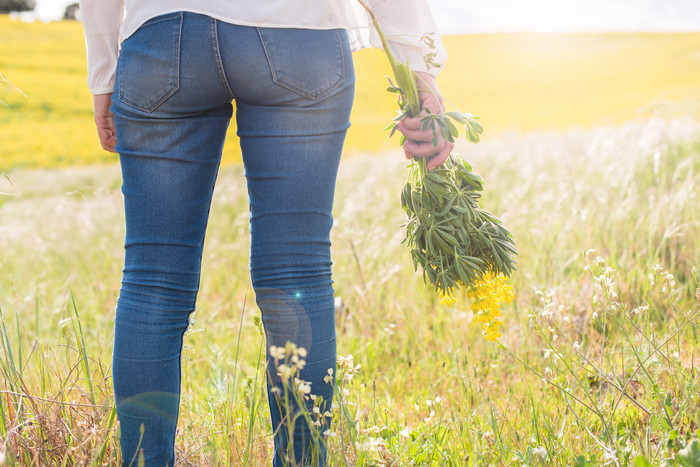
397, 72, 454, 170
358, 0, 517, 341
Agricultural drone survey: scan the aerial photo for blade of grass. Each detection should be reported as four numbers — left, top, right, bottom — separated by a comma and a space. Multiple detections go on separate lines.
68, 289, 95, 405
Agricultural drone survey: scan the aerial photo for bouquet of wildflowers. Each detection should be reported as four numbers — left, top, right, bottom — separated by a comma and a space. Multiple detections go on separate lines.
358, 1, 517, 341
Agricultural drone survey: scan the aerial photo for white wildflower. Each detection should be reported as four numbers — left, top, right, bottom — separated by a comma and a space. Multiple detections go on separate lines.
631, 304, 649, 315
324, 368, 334, 384
277, 364, 293, 383
533, 446, 547, 459
334, 296, 343, 313
603, 449, 618, 464
269, 345, 285, 362
294, 378, 311, 395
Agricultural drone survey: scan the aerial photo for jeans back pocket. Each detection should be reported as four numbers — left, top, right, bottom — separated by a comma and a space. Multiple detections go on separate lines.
117, 12, 183, 113
257, 28, 346, 101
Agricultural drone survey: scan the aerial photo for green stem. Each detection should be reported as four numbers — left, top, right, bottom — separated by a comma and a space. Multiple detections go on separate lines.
356, 0, 421, 116
417, 157, 427, 179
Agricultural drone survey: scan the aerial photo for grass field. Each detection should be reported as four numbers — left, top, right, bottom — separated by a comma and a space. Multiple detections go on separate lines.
1, 14, 700, 467
2, 120, 700, 464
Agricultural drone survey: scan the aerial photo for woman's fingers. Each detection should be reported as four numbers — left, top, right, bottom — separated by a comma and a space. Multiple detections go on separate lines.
93, 93, 118, 153
96, 123, 117, 153
426, 140, 454, 171
395, 72, 454, 170
402, 138, 446, 158
396, 117, 433, 141
402, 138, 454, 168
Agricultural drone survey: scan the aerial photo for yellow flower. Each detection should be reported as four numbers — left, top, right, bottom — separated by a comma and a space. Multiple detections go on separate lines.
435, 273, 513, 341
466, 273, 514, 342
440, 290, 457, 307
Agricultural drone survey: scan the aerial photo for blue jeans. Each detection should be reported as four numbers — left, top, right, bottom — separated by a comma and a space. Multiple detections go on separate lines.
110, 12, 354, 466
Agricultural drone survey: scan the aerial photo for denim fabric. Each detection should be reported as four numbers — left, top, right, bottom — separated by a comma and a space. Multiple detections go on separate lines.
111, 12, 354, 466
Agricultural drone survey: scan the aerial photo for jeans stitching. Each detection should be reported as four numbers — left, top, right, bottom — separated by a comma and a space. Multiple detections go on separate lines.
117, 12, 182, 113
209, 17, 235, 100
257, 28, 345, 101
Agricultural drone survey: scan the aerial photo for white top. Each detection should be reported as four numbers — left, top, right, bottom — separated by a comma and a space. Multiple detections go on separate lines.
78, 0, 448, 95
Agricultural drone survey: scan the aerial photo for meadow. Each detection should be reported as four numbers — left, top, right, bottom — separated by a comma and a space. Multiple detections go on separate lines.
1, 15, 700, 467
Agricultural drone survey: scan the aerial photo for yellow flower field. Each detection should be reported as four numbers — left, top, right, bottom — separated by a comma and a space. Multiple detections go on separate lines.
1, 16, 699, 168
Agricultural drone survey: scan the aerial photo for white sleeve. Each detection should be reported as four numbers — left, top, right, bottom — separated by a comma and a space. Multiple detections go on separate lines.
79, 0, 125, 95
366, 0, 447, 77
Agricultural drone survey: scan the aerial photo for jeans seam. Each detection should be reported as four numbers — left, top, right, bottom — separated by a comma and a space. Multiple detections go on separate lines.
117, 11, 183, 113
256, 28, 345, 101
210, 18, 235, 100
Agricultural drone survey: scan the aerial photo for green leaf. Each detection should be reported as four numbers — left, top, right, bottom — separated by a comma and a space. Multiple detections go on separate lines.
439, 121, 453, 143
470, 118, 484, 134
574, 455, 594, 467
446, 111, 467, 123
661, 416, 673, 432
466, 125, 481, 143
446, 118, 460, 139
632, 456, 653, 467
677, 438, 700, 467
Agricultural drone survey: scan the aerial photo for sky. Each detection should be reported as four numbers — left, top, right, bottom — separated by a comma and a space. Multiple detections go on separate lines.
427, 0, 700, 34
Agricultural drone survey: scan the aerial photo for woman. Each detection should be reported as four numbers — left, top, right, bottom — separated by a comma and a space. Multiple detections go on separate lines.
79, 0, 452, 465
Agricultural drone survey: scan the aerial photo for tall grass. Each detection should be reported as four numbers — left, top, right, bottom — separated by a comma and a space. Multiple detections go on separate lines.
1, 118, 698, 464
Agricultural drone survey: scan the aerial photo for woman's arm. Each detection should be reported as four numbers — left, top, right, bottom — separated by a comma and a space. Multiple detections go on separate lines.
79, 0, 124, 152
365, 0, 447, 76
366, 0, 452, 168
78, 0, 125, 94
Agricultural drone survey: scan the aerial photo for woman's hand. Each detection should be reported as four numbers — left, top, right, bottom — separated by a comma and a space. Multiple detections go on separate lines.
396, 71, 454, 170
93, 93, 117, 153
